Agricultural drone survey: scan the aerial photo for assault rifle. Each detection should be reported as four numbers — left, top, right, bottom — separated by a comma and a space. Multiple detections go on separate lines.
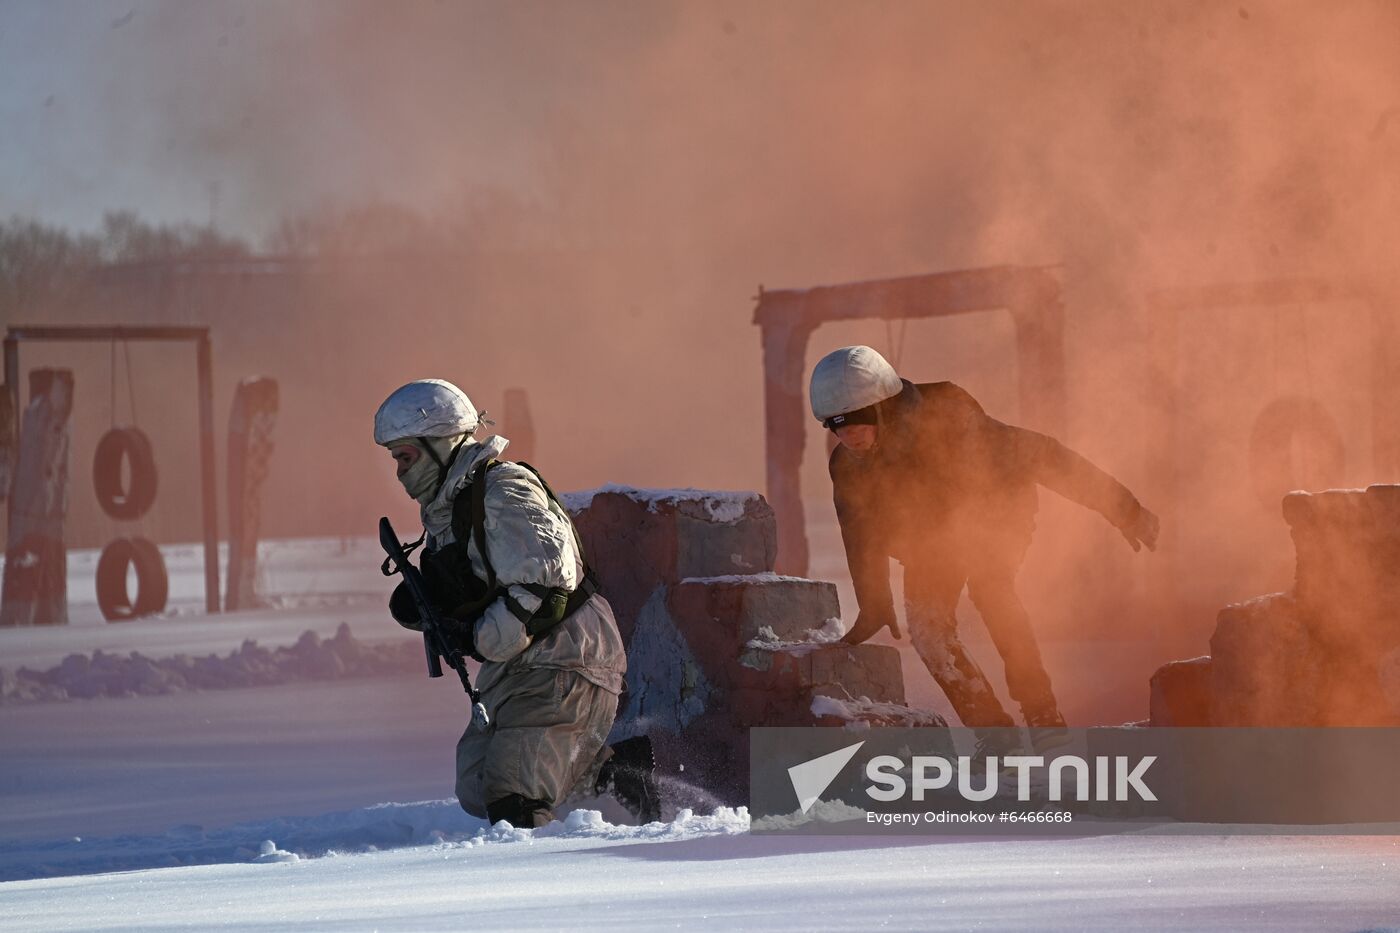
379, 516, 489, 729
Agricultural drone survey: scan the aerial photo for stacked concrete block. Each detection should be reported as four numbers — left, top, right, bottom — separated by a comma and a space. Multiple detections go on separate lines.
562, 486, 777, 645
1208, 594, 1323, 726
1148, 656, 1212, 727
566, 486, 911, 804
1283, 485, 1400, 724
1149, 485, 1400, 726
1284, 485, 1400, 656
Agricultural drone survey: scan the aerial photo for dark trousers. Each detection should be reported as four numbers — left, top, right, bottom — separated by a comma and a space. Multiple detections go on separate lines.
902, 531, 1061, 729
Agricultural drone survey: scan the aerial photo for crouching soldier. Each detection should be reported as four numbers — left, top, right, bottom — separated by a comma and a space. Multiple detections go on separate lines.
374, 379, 650, 827
810, 347, 1159, 755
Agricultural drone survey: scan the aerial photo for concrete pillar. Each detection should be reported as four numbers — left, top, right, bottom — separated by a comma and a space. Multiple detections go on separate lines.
760, 318, 815, 576
1, 369, 73, 626
0, 379, 14, 513
502, 388, 535, 463
196, 334, 220, 614
224, 376, 278, 612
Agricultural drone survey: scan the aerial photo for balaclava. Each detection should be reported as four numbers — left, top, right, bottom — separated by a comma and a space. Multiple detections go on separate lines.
398, 432, 472, 505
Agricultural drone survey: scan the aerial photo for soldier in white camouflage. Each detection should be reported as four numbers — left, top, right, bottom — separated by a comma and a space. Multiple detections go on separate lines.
375, 379, 650, 827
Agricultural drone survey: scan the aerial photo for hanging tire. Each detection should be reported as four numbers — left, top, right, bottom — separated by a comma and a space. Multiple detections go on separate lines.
1248, 396, 1346, 511
96, 536, 169, 621
93, 427, 158, 520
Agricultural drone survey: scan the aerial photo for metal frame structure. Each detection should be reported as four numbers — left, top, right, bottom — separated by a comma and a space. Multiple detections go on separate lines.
1144, 278, 1399, 629
4, 325, 221, 613
753, 265, 1068, 575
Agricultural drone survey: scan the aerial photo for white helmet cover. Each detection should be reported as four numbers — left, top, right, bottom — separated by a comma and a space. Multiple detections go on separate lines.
374, 379, 480, 446
809, 345, 903, 422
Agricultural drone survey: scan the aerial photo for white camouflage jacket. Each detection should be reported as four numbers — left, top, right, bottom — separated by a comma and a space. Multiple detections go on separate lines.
420, 436, 625, 699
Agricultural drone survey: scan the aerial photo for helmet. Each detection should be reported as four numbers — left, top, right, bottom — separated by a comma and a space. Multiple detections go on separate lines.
373, 379, 479, 446
809, 346, 902, 422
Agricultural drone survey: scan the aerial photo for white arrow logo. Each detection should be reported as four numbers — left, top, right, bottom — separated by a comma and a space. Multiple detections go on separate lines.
788, 741, 865, 814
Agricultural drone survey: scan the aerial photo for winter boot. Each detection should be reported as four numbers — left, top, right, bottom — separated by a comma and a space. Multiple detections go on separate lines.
972, 728, 1025, 774
596, 735, 662, 824
486, 794, 555, 829
1024, 707, 1072, 756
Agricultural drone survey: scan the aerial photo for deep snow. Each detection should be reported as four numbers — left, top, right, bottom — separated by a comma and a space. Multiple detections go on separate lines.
3, 532, 1399, 930
2, 817, 1398, 932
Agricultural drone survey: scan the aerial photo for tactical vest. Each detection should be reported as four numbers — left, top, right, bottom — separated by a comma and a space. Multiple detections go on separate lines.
420, 459, 599, 646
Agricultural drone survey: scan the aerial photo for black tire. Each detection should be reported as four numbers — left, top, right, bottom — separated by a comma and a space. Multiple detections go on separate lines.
1248, 397, 1346, 510
96, 536, 169, 621
128, 537, 169, 615
93, 427, 158, 521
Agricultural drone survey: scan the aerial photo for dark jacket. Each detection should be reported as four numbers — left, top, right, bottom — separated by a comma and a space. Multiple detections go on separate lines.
830, 380, 1145, 619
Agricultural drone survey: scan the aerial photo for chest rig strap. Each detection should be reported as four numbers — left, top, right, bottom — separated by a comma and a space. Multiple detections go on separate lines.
452, 459, 599, 640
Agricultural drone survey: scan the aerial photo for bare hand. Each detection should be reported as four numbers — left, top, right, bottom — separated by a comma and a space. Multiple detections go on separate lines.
841, 609, 902, 645
1121, 506, 1160, 552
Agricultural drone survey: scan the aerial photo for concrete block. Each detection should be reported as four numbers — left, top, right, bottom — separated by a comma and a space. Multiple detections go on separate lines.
1149, 656, 1212, 726
1284, 485, 1400, 655
667, 574, 839, 646
1209, 594, 1323, 726
566, 486, 776, 644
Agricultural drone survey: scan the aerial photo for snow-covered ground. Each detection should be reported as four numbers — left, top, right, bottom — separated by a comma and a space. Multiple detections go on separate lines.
3, 536, 392, 629
3, 817, 1398, 932
0, 538, 395, 669
3, 532, 1399, 930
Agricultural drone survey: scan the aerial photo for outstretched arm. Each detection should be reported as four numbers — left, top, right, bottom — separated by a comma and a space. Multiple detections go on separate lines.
933, 382, 1157, 550
991, 418, 1158, 551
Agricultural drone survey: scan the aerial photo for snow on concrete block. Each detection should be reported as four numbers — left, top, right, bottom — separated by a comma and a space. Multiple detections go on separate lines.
562, 485, 764, 525
667, 574, 839, 646
617, 588, 897, 735
566, 487, 777, 644
809, 694, 948, 728
1283, 484, 1400, 654
1209, 594, 1323, 726
737, 643, 906, 712
613, 586, 911, 806
568, 484, 917, 804
1149, 656, 1213, 726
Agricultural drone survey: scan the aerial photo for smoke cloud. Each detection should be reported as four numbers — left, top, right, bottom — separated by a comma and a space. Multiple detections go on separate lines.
6, 0, 1399, 718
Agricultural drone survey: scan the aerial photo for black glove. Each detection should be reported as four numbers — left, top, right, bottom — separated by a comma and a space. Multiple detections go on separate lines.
389, 581, 424, 631
391, 581, 483, 662
841, 608, 901, 645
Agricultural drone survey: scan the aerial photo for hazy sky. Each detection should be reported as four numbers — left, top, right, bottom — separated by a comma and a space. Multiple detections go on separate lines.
5, 0, 1399, 645
7, 0, 1396, 278
0, 0, 579, 240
